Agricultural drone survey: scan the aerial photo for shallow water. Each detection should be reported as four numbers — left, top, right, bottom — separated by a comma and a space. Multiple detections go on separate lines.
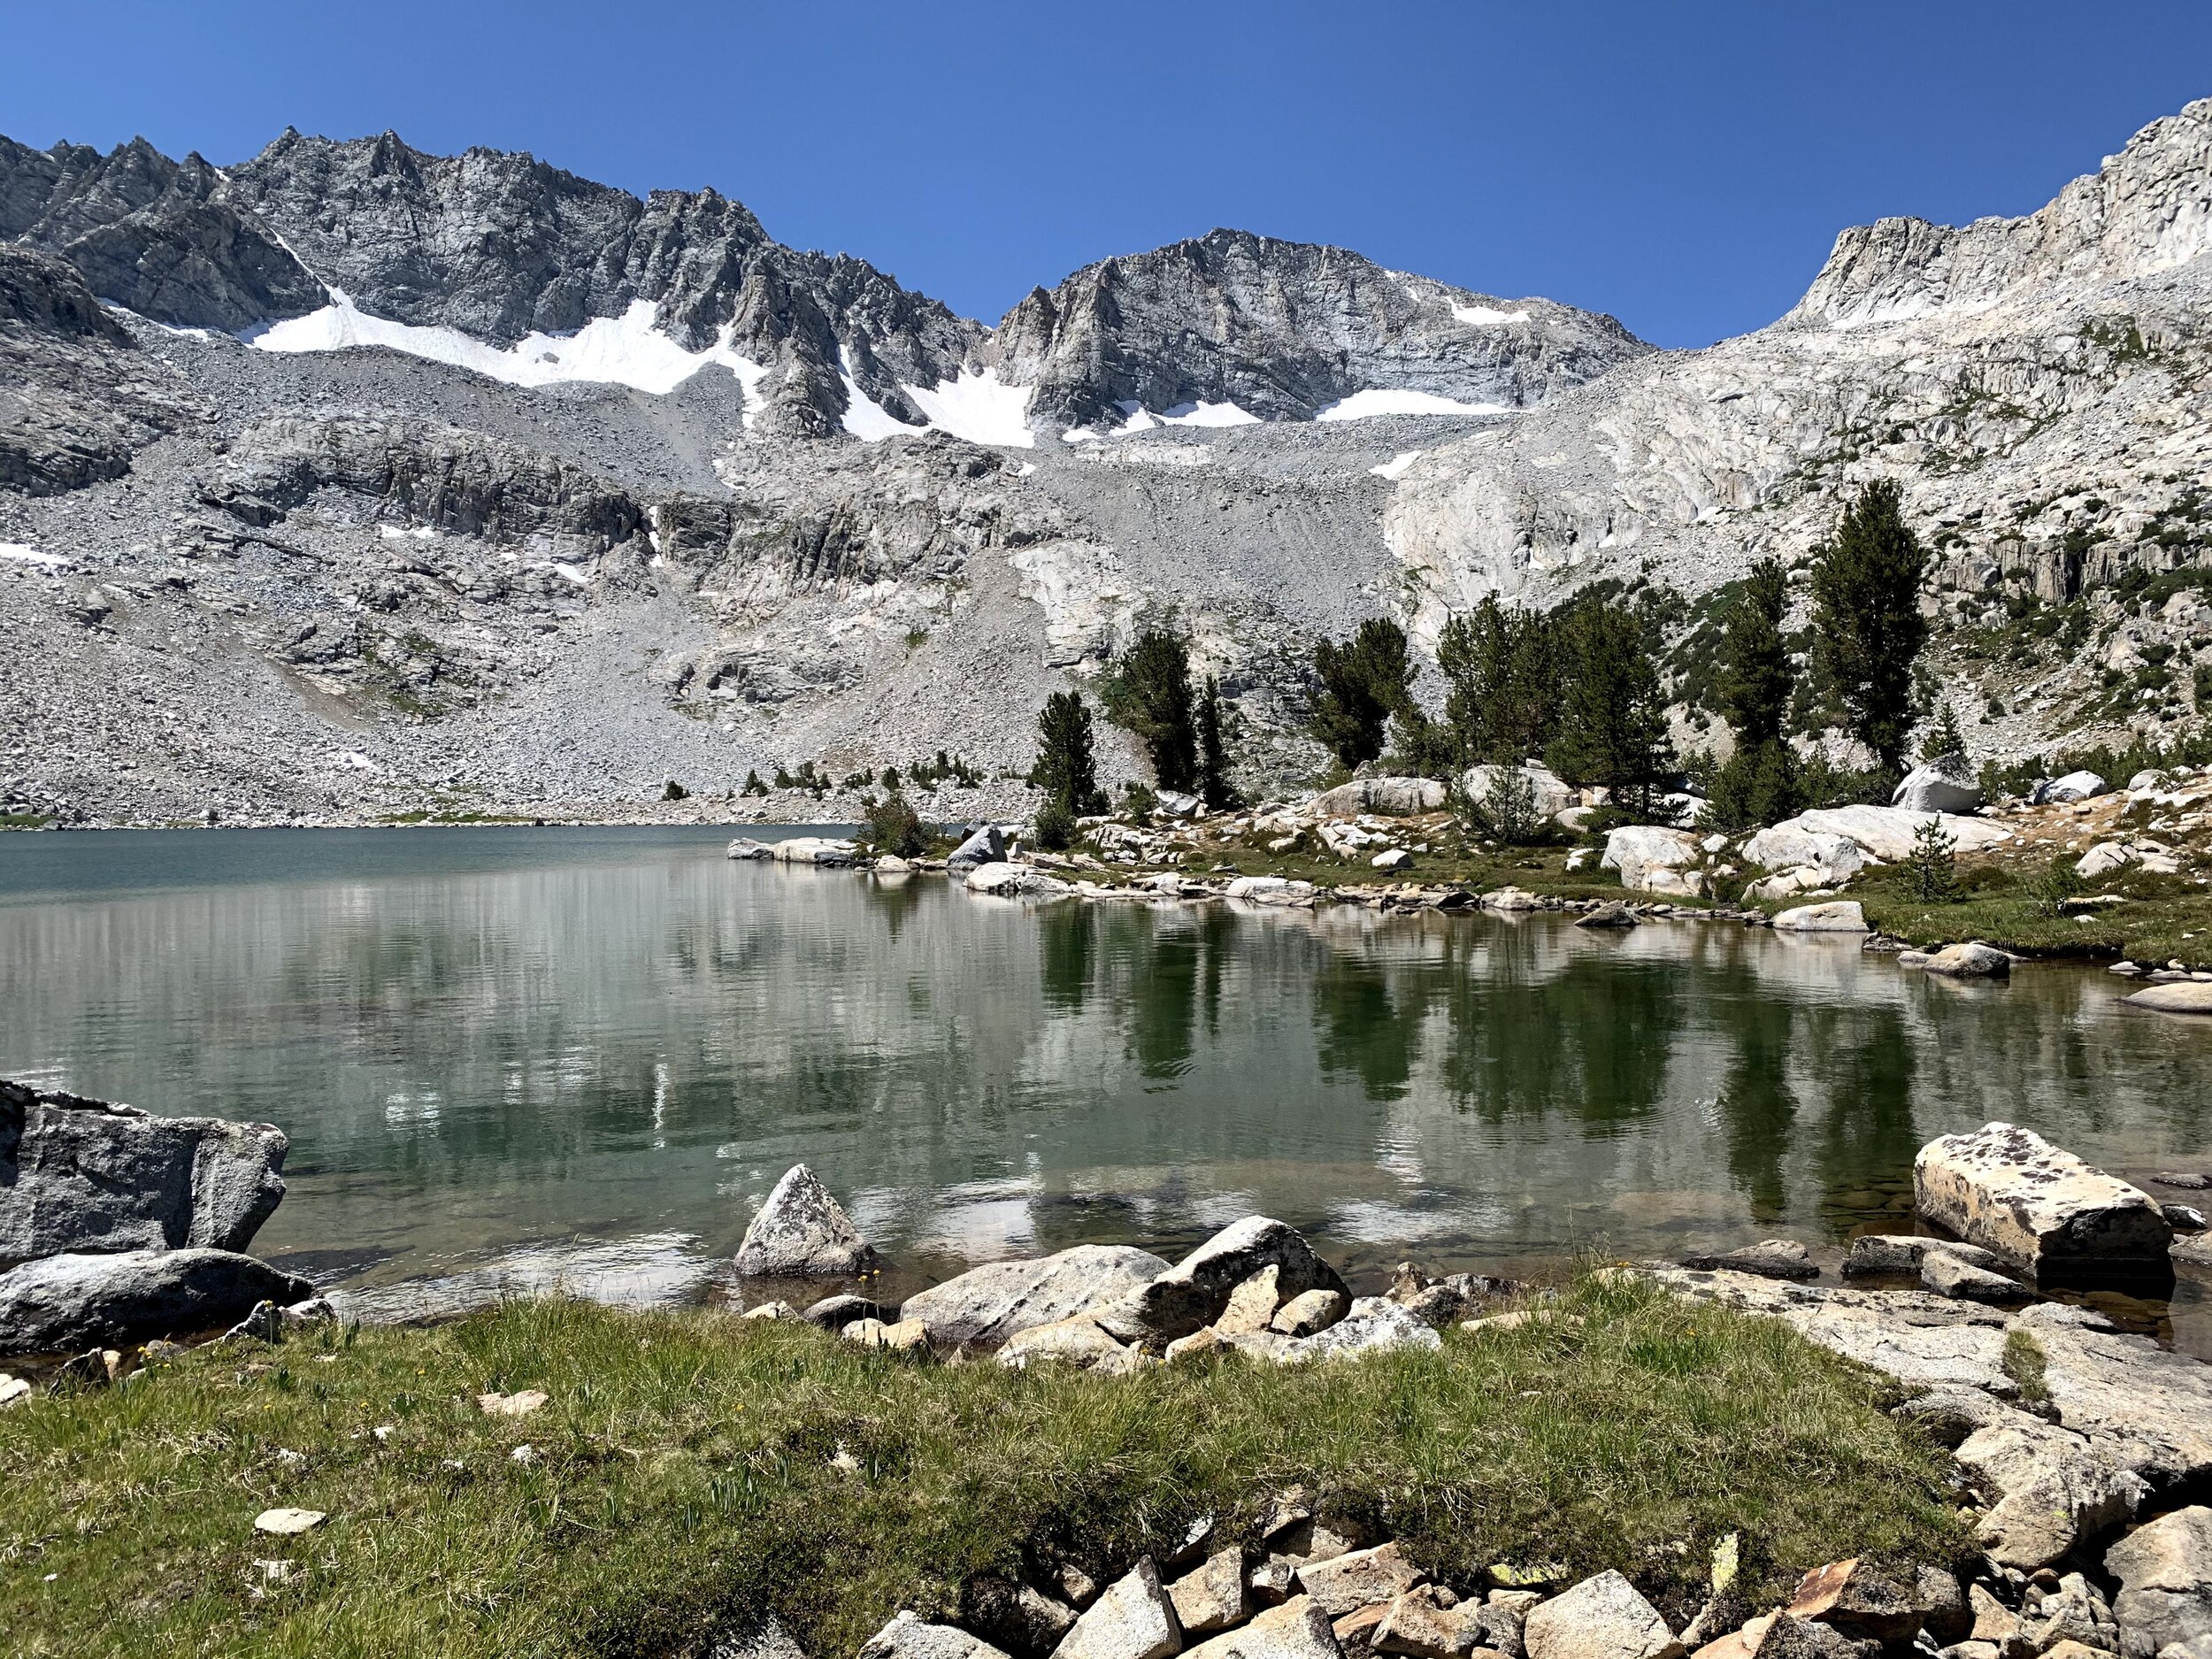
5, 826, 2211, 1345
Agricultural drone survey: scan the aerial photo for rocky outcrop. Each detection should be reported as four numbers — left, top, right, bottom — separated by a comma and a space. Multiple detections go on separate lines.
1892, 755, 1982, 815
733, 1164, 879, 1277
0, 1079, 288, 1267
2104, 1505, 2212, 1658
1914, 1122, 2173, 1279
1600, 826, 1704, 896
901, 1245, 1171, 1348
1092, 1217, 1350, 1348
986, 229, 1652, 435
1770, 902, 1867, 933
0, 1248, 315, 1355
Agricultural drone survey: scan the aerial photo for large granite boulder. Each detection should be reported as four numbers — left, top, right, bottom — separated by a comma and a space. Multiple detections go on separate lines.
1781, 806, 2011, 862
1460, 764, 1576, 820
2034, 772, 2108, 806
1051, 1559, 1181, 1659
2105, 1505, 2212, 1658
1601, 826, 1705, 896
1180, 1599, 1339, 1659
771, 837, 857, 867
2125, 982, 2212, 1015
0, 1079, 288, 1267
1893, 754, 1983, 815
0, 1248, 315, 1355
1093, 1217, 1348, 1347
1914, 1124, 2172, 1279
1770, 902, 1867, 933
948, 825, 1007, 872
733, 1164, 879, 1277
1308, 777, 1447, 818
1738, 824, 1867, 887
901, 1246, 1170, 1348
1524, 1571, 1682, 1659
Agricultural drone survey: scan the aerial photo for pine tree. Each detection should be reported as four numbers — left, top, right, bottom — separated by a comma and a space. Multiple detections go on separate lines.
1547, 598, 1673, 812
1311, 618, 1416, 772
1028, 690, 1108, 818
1438, 596, 1557, 765
1809, 480, 1931, 775
1920, 699, 1966, 762
1906, 817, 1960, 902
1102, 631, 1198, 792
1715, 557, 1794, 749
1194, 677, 1241, 810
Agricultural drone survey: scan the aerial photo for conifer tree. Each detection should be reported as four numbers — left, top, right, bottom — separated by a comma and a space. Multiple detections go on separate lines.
1438, 596, 1558, 765
1194, 677, 1242, 810
1707, 557, 1801, 828
1809, 480, 1931, 775
1311, 617, 1416, 772
1548, 599, 1673, 812
1029, 690, 1108, 819
1102, 630, 1199, 792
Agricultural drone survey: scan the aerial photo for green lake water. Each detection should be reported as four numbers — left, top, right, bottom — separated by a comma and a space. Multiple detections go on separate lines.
5, 825, 2211, 1344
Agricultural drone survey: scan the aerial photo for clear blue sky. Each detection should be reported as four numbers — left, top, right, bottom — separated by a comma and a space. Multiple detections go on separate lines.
4, 1, 2208, 347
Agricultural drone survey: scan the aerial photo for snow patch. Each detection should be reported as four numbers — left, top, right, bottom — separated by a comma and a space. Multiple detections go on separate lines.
1370, 450, 1423, 480
839, 359, 1036, 449
549, 562, 593, 586
249, 293, 769, 405
1450, 302, 1532, 326
1317, 388, 1513, 421
839, 371, 919, 442
378, 525, 435, 541
1089, 399, 1261, 438
0, 542, 68, 568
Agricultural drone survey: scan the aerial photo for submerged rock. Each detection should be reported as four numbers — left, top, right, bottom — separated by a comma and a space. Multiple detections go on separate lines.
2125, 982, 2212, 1015
733, 1164, 879, 1278
1914, 1123, 2172, 1279
1680, 1240, 1818, 1281
0, 1079, 289, 1265
1922, 942, 2012, 979
0, 1248, 315, 1355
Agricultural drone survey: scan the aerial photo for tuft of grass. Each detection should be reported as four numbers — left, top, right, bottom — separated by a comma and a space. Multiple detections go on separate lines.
0, 811, 54, 830
0, 1274, 1965, 1657
2002, 1329, 2051, 1407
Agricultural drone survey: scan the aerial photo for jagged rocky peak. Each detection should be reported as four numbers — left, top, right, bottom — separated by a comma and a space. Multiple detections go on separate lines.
1789, 96, 2212, 329
0, 133, 326, 331
985, 227, 1654, 434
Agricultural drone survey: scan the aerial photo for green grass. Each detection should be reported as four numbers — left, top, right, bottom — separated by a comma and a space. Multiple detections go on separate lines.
0, 811, 54, 830
0, 1276, 1965, 1658
2001, 1331, 2051, 1408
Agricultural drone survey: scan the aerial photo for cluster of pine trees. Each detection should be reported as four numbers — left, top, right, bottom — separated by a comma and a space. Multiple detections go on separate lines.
1023, 480, 1938, 847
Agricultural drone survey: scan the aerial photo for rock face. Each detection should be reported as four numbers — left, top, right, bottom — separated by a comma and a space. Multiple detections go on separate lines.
1092, 1217, 1350, 1347
0, 1080, 289, 1266
1914, 1123, 2172, 1279
733, 1164, 879, 1277
900, 1246, 1171, 1348
0, 1248, 315, 1355
1892, 755, 1983, 815
988, 229, 1651, 435
2105, 1505, 2212, 1658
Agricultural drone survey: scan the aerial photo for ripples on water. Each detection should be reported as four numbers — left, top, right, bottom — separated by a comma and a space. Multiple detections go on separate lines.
4, 826, 2211, 1341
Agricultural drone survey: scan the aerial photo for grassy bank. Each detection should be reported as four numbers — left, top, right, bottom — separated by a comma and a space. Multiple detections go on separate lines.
1, 1276, 1964, 1659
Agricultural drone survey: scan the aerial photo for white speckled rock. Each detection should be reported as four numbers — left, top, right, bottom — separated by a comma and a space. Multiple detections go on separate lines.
1051, 1559, 1182, 1659
1770, 902, 1867, 933
1179, 1599, 1340, 1659
1914, 1123, 2171, 1277
900, 1246, 1169, 1348
1524, 1571, 1683, 1659
733, 1164, 879, 1277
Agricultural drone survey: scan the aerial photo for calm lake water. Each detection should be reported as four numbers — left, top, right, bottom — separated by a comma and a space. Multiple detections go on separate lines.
6, 826, 2212, 1340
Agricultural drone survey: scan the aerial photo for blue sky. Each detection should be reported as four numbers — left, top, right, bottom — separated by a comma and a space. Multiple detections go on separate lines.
4, 1, 2208, 347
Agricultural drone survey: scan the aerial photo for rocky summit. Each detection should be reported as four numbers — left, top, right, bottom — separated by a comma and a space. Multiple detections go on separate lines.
4, 101, 2212, 826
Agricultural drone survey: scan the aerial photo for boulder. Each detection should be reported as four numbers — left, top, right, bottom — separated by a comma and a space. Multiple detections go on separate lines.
1919, 1252, 2030, 1303
1375, 1586, 1484, 1659
2078, 842, 2139, 879
1923, 943, 2011, 979
1093, 1217, 1348, 1348
1956, 1416, 2149, 1568
2125, 983, 2212, 1015
1217, 1266, 1284, 1335
2035, 772, 2109, 805
1461, 764, 1577, 819
1181, 1599, 1341, 1659
964, 1579, 1081, 1659
901, 1246, 1171, 1348
0, 1079, 289, 1265
1839, 1235, 2007, 1278
2106, 1505, 2212, 1659
726, 839, 773, 860
862, 1611, 1014, 1659
1680, 1240, 1817, 1281
772, 836, 857, 866
1783, 806, 2012, 862
1781, 1559, 1919, 1646
1271, 1289, 1348, 1337
1311, 778, 1447, 818
733, 1164, 879, 1277
1770, 902, 1867, 933
948, 826, 1008, 872
1914, 1124, 2172, 1279
999, 1316, 1132, 1371
1893, 754, 1984, 815
1525, 1571, 1683, 1659
1738, 826, 1868, 887
1294, 1297, 1444, 1361
1170, 1548, 1251, 1635
1052, 1560, 1181, 1659
801, 1294, 893, 1331
1575, 904, 1640, 930
843, 1317, 930, 1351
1601, 827, 1706, 896
1298, 1542, 1427, 1617
0, 1248, 314, 1355
1481, 887, 1547, 911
